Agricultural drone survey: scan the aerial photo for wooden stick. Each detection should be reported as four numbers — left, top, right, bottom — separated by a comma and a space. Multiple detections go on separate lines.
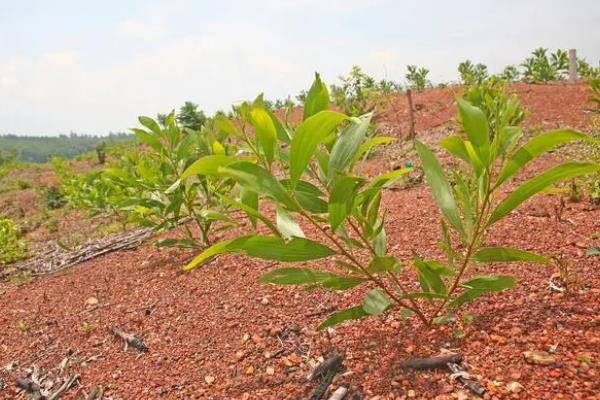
111, 326, 148, 352
406, 89, 416, 144
48, 374, 79, 400
399, 354, 463, 370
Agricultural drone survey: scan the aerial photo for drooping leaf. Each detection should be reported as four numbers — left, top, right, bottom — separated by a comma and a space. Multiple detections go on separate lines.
303, 72, 329, 120
317, 306, 368, 330
220, 161, 297, 210
488, 162, 600, 226
132, 128, 163, 152
351, 136, 396, 166
184, 235, 337, 271
328, 114, 372, 179
495, 129, 591, 187
259, 267, 364, 290
240, 187, 258, 228
414, 255, 448, 296
362, 288, 391, 315
276, 206, 305, 239
367, 256, 401, 273
474, 247, 550, 264
138, 116, 161, 135
182, 155, 236, 178
289, 111, 348, 188
415, 141, 465, 237
218, 194, 279, 235
451, 275, 516, 307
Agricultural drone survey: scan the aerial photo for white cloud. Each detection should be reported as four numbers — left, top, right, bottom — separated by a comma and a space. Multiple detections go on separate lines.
114, 19, 167, 41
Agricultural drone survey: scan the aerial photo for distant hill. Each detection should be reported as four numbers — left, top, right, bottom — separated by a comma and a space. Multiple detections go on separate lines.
0, 133, 135, 163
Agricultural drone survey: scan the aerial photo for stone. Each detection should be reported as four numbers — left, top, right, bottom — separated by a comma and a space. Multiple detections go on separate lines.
523, 350, 557, 366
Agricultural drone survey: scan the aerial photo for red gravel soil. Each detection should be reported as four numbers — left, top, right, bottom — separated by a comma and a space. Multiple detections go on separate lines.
1, 83, 599, 400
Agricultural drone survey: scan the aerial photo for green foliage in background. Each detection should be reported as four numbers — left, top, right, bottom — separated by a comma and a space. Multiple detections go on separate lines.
521, 48, 568, 82
458, 60, 489, 85
0, 218, 27, 265
406, 65, 431, 90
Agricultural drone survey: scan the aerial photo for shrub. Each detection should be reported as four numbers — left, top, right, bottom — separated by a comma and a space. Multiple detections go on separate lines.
17, 179, 32, 190
458, 60, 488, 85
45, 185, 66, 209
183, 74, 598, 329
499, 65, 520, 82
0, 218, 27, 265
406, 65, 430, 90
105, 111, 237, 247
330, 65, 400, 116
521, 48, 569, 82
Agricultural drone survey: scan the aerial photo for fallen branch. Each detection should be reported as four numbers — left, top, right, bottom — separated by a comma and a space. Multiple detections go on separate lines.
447, 362, 485, 397
48, 374, 79, 400
310, 354, 344, 400
111, 326, 148, 352
399, 354, 463, 370
16, 377, 44, 400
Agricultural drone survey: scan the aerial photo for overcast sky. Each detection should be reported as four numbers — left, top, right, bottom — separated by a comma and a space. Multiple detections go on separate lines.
1, 0, 599, 136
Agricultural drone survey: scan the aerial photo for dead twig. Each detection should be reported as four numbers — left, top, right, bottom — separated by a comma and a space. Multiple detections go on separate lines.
399, 354, 463, 370
110, 326, 148, 352
47, 374, 79, 400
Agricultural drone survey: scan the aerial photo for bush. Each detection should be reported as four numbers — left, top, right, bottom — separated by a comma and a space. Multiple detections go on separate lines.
0, 218, 27, 265
458, 60, 488, 85
521, 48, 569, 82
45, 186, 66, 209
406, 65, 430, 90
182, 74, 598, 329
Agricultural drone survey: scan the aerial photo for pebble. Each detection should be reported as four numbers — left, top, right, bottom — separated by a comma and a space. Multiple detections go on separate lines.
507, 381, 524, 393
204, 375, 215, 384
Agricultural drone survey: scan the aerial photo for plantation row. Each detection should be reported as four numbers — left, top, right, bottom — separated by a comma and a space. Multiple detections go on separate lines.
3, 67, 599, 331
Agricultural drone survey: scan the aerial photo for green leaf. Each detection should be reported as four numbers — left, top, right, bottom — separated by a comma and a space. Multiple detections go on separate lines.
495, 129, 591, 187
414, 255, 448, 296
218, 194, 279, 235
138, 116, 161, 135
220, 161, 297, 210
259, 267, 364, 290
368, 256, 401, 273
586, 247, 600, 256
266, 108, 292, 143
488, 162, 600, 226
474, 247, 550, 264
362, 288, 391, 315
251, 107, 277, 165
289, 111, 348, 188
451, 275, 516, 307
182, 155, 236, 178
415, 141, 465, 237
351, 136, 395, 166
184, 235, 336, 271
132, 128, 163, 151
456, 97, 490, 165
372, 225, 386, 256
240, 188, 259, 228
439, 135, 471, 164
317, 306, 368, 330
214, 116, 242, 138
328, 114, 372, 179
328, 176, 363, 231
303, 72, 329, 120
276, 206, 305, 239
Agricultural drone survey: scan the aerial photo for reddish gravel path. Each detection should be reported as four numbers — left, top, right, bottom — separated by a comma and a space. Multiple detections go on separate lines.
1, 83, 599, 400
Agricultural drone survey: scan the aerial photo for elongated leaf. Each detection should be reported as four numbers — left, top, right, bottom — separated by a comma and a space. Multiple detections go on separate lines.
415, 141, 465, 237
266, 108, 292, 143
474, 247, 550, 264
414, 256, 448, 296
276, 206, 305, 239
182, 155, 236, 178
317, 306, 368, 330
328, 114, 372, 179
218, 194, 279, 235
495, 129, 591, 187
214, 116, 241, 138
184, 235, 336, 271
456, 97, 490, 165
259, 267, 364, 290
303, 72, 329, 120
289, 111, 348, 188
362, 288, 391, 315
328, 176, 363, 230
488, 162, 600, 226
220, 161, 297, 210
451, 275, 516, 307
251, 107, 277, 165
586, 247, 600, 255
132, 128, 163, 151
368, 256, 401, 273
439, 135, 470, 164
138, 116, 161, 135
351, 136, 396, 166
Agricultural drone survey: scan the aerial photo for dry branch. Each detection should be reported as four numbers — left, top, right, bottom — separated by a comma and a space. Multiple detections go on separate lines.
399, 354, 463, 370
111, 326, 148, 352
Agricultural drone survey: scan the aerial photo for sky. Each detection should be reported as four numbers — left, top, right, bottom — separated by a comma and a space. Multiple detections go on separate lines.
1, 0, 599, 136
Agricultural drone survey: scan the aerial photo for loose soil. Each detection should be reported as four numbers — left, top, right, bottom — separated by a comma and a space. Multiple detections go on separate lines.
0, 82, 598, 399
